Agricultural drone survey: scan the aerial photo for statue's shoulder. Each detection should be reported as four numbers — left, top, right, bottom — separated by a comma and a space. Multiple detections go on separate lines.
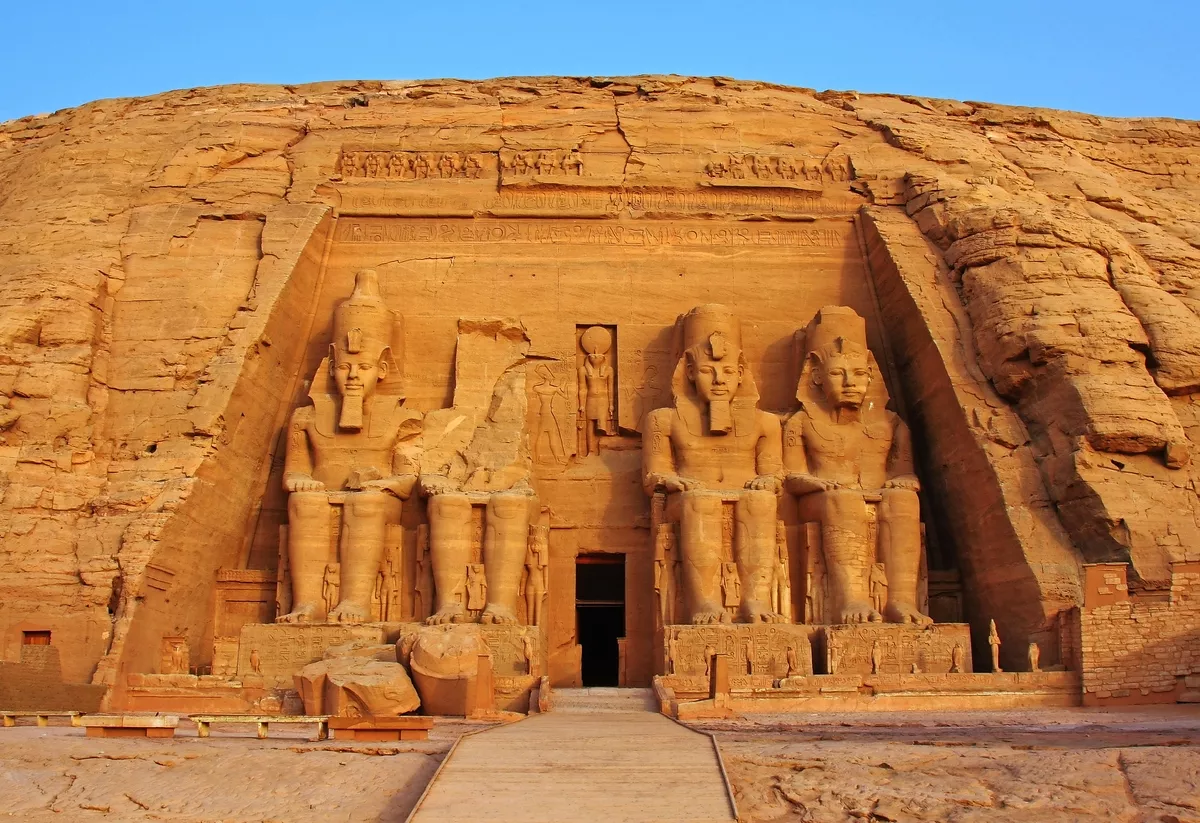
645, 407, 675, 433
755, 408, 782, 435
781, 407, 811, 434
290, 403, 316, 427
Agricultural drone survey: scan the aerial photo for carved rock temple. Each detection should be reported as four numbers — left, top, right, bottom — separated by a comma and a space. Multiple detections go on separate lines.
1, 76, 1198, 717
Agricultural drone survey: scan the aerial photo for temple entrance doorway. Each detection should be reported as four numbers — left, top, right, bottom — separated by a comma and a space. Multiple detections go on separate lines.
576, 554, 625, 687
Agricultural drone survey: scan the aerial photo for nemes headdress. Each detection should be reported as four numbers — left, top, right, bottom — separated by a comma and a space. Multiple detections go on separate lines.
671, 303, 760, 434
796, 305, 887, 411
332, 269, 393, 361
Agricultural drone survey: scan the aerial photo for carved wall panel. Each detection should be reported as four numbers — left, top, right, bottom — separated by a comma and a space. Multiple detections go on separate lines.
823, 624, 972, 676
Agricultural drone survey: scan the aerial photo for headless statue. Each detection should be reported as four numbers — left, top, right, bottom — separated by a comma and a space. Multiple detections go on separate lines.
279, 270, 420, 624
643, 304, 786, 624
783, 306, 930, 626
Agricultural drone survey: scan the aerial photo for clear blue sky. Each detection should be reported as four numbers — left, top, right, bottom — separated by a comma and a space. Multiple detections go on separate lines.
2, 0, 1197, 123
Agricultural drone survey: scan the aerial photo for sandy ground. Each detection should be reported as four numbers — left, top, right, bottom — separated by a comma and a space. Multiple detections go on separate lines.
3, 708, 1198, 822
0, 718, 492, 822
689, 706, 1200, 823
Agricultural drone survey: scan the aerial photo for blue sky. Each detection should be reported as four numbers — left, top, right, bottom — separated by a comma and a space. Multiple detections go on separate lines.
2, 0, 1197, 123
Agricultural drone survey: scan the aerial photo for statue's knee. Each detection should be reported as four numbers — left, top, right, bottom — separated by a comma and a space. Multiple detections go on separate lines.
488, 492, 529, 521
681, 490, 722, 517
429, 493, 471, 521
346, 490, 388, 520
881, 488, 920, 520
738, 489, 776, 519
822, 489, 866, 521
288, 491, 329, 522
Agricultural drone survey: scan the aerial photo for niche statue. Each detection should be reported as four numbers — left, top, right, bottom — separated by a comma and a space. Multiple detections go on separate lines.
643, 304, 785, 624
278, 270, 420, 623
784, 306, 930, 625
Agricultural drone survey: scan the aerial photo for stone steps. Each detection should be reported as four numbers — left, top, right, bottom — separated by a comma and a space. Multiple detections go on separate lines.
550, 687, 658, 713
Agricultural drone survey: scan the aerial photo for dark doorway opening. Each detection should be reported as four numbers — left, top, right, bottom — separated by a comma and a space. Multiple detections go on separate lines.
22, 630, 51, 646
576, 554, 625, 687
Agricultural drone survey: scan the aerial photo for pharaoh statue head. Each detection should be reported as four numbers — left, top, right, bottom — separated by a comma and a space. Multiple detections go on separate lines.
797, 306, 880, 413
330, 269, 394, 430
674, 304, 757, 434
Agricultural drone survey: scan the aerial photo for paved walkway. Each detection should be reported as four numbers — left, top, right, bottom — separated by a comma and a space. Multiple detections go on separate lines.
407, 689, 738, 823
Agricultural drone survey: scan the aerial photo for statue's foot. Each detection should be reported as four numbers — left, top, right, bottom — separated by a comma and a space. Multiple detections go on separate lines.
740, 600, 786, 624
691, 609, 725, 625
838, 602, 882, 624
425, 604, 466, 625
329, 600, 371, 624
275, 602, 320, 624
480, 603, 519, 625
884, 601, 933, 626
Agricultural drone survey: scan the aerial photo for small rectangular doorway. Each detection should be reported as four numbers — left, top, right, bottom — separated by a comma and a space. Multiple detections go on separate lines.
576, 554, 625, 687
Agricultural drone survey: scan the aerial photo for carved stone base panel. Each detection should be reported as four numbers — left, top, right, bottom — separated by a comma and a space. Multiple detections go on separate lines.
665, 624, 813, 679
236, 624, 386, 689
823, 623, 971, 676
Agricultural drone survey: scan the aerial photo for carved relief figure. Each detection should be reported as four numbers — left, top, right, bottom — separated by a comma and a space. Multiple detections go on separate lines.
1028, 642, 1041, 672
643, 305, 786, 625
466, 563, 488, 611
577, 326, 615, 457
250, 648, 262, 675
721, 562, 742, 608
532, 364, 567, 464
989, 619, 1002, 672
871, 639, 883, 674
783, 306, 930, 626
785, 644, 800, 677
322, 563, 340, 615
278, 270, 420, 624
523, 524, 548, 626
414, 524, 432, 621
774, 519, 791, 620
654, 523, 677, 627
868, 562, 888, 614
951, 642, 965, 673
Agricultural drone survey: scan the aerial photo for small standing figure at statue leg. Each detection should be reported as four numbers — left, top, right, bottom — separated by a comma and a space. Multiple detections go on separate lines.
1028, 641, 1040, 673
989, 619, 1002, 672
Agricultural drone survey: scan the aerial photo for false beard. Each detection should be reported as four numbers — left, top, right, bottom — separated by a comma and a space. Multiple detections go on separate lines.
339, 388, 365, 430
708, 399, 732, 434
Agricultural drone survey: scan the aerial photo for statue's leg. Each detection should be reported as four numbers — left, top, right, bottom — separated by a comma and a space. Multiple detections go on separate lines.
278, 491, 331, 623
679, 490, 724, 624
427, 493, 472, 624
481, 491, 532, 624
879, 488, 932, 625
821, 489, 879, 624
734, 490, 784, 623
329, 490, 391, 624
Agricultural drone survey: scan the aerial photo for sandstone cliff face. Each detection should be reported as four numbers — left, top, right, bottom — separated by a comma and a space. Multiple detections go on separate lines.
0, 77, 1196, 685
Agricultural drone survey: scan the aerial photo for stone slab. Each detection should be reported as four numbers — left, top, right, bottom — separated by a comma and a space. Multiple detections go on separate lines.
236, 623, 387, 688
824, 623, 972, 675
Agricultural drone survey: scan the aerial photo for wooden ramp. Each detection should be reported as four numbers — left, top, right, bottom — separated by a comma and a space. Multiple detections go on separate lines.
407, 689, 738, 823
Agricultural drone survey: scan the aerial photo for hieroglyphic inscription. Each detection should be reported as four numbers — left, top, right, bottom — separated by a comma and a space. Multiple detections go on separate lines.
823, 623, 971, 676
666, 624, 813, 679
342, 187, 862, 217
236, 624, 386, 688
340, 150, 489, 180
337, 219, 847, 248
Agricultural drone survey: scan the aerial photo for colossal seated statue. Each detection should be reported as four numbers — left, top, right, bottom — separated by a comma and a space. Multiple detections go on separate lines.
642, 304, 785, 624
278, 270, 421, 624
783, 306, 931, 626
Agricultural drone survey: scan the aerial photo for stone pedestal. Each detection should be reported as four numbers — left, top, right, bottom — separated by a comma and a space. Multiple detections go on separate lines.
823, 623, 972, 675
236, 623, 387, 688
664, 624, 814, 685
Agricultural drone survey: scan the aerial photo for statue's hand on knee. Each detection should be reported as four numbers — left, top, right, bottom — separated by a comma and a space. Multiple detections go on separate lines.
883, 475, 920, 492
744, 474, 781, 492
285, 473, 325, 493
785, 473, 839, 496
655, 473, 704, 493
419, 474, 459, 497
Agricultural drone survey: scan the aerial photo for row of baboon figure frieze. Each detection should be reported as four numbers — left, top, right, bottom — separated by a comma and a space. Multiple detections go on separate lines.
277, 271, 930, 632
